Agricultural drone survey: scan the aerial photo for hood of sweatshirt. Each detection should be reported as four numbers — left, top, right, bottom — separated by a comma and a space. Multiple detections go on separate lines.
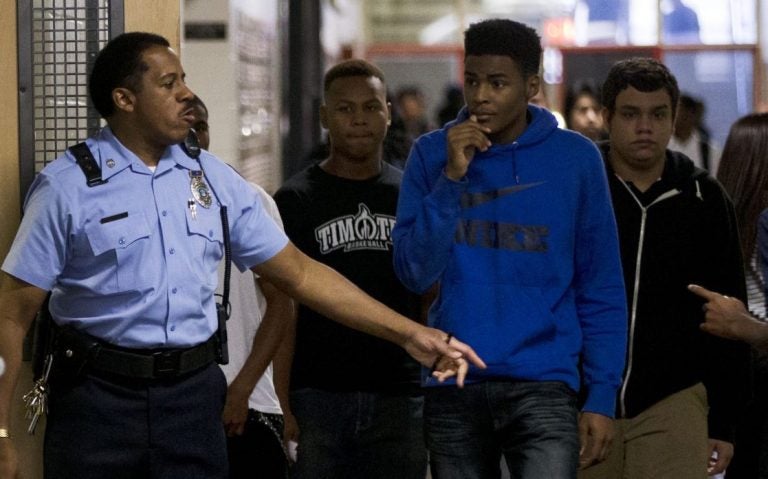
446, 104, 560, 182
450, 104, 559, 147
599, 141, 709, 193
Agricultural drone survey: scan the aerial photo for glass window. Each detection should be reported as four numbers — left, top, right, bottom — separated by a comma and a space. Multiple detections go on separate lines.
573, 0, 658, 46
664, 49, 755, 146
661, 0, 756, 45
568, 0, 756, 46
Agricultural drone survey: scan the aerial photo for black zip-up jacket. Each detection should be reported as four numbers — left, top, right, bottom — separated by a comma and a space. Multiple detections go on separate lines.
600, 142, 750, 442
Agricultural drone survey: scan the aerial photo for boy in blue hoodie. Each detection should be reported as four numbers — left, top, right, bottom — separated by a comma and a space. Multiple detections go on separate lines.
392, 18, 628, 478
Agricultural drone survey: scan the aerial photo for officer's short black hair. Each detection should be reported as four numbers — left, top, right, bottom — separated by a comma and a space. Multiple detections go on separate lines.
602, 57, 680, 118
464, 19, 542, 78
323, 59, 386, 99
89, 32, 171, 118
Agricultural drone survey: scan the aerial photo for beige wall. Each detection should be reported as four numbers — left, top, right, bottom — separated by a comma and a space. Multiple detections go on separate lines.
0, 2, 180, 477
125, 0, 181, 52
0, 1, 36, 477
0, 0, 20, 261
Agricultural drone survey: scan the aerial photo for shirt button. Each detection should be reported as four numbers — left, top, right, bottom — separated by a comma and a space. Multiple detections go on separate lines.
162, 210, 167, 217
172, 287, 177, 294
169, 248, 175, 254
209, 230, 214, 237
170, 325, 176, 332
118, 237, 125, 245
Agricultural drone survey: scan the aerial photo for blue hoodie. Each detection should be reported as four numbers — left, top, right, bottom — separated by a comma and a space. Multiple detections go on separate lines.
393, 105, 627, 416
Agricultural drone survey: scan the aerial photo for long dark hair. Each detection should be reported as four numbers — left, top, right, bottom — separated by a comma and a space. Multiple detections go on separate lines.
717, 113, 768, 260
564, 80, 601, 128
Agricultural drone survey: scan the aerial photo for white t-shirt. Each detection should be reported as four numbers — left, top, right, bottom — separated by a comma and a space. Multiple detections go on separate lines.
218, 183, 284, 415
668, 130, 721, 175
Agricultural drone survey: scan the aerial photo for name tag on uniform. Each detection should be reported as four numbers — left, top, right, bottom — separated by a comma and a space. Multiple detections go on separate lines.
190, 170, 212, 208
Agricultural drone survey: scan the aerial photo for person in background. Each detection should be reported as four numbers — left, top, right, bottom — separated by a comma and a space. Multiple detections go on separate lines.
189, 95, 210, 153
663, 0, 701, 44
220, 184, 294, 479
394, 18, 628, 478
716, 113, 768, 326
395, 85, 433, 154
529, 84, 566, 128
274, 59, 428, 479
0, 32, 484, 478
690, 281, 768, 479
702, 111, 768, 478
564, 81, 606, 142
189, 95, 294, 478
579, 57, 749, 479
667, 93, 720, 174
435, 84, 464, 127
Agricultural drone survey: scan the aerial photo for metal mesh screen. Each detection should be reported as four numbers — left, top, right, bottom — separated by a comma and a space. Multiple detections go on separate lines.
17, 0, 122, 360
29, 0, 110, 173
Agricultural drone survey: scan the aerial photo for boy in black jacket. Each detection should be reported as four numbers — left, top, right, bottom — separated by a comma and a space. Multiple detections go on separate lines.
579, 57, 750, 479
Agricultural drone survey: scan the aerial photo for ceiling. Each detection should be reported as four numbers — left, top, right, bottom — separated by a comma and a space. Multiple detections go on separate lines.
363, 0, 578, 44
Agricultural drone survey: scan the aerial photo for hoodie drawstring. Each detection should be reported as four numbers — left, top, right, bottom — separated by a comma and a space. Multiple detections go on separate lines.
512, 143, 520, 184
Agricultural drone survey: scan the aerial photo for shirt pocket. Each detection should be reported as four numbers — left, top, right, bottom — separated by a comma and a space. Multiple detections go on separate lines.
84, 210, 152, 292
185, 204, 224, 284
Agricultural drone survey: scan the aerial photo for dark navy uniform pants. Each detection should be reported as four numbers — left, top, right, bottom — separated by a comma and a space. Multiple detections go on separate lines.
44, 362, 228, 478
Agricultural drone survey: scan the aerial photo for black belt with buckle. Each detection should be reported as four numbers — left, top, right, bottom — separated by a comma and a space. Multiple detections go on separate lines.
55, 326, 218, 380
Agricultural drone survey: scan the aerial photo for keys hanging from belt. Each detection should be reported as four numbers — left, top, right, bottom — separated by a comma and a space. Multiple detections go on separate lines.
23, 352, 53, 435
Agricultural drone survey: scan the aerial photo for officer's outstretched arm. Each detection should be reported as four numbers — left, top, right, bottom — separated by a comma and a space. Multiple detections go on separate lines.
252, 242, 486, 385
0, 272, 48, 478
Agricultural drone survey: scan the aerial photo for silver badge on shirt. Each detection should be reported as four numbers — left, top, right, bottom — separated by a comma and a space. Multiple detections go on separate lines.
190, 170, 212, 208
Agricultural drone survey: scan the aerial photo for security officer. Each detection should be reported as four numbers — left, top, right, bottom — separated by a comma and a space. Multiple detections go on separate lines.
0, 32, 485, 478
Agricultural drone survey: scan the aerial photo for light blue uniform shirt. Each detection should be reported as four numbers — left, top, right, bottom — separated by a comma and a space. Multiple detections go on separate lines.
2, 127, 288, 348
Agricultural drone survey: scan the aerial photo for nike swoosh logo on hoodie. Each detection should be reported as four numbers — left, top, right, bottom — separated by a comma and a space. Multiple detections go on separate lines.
461, 182, 545, 208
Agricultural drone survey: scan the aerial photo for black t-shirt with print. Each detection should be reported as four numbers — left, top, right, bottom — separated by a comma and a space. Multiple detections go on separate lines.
274, 162, 421, 392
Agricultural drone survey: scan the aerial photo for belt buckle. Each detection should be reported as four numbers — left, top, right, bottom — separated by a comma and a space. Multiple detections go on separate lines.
153, 350, 181, 378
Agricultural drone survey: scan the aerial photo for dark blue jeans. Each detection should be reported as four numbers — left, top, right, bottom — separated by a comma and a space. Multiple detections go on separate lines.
289, 388, 427, 479
425, 380, 579, 479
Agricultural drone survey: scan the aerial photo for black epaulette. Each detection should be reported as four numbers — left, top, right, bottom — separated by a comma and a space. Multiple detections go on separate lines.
69, 142, 107, 187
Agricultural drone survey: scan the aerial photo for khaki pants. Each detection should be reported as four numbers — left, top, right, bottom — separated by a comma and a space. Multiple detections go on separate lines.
578, 383, 710, 479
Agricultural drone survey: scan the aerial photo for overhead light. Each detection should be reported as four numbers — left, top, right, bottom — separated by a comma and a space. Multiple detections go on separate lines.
419, 14, 459, 45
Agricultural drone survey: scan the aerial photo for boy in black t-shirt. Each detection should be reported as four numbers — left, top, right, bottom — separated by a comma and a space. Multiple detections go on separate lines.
274, 59, 427, 479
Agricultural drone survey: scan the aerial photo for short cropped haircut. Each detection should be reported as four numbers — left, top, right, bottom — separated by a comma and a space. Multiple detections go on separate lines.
602, 57, 680, 117
323, 59, 386, 99
89, 32, 170, 118
464, 19, 542, 78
